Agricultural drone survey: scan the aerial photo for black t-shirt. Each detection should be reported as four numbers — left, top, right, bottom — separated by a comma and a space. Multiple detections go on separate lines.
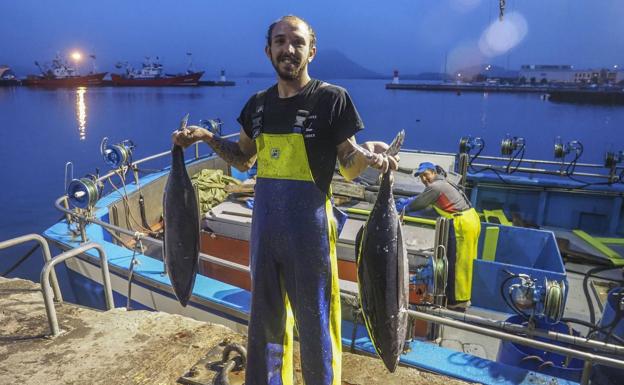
237, 79, 364, 194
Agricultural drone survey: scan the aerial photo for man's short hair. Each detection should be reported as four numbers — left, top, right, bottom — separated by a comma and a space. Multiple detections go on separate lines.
266, 15, 316, 48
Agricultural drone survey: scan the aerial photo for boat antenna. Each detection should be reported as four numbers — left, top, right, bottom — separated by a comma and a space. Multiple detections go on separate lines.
186, 52, 194, 73
89, 54, 97, 74
34, 60, 45, 75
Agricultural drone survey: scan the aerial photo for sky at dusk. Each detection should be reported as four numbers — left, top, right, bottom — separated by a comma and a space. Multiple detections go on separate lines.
2, 0, 623, 78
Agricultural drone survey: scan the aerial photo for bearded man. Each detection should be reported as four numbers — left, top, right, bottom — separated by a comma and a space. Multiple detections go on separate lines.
173, 15, 398, 385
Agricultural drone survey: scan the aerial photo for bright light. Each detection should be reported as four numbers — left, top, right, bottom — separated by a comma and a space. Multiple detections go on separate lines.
614, 65, 619, 70
71, 51, 82, 61
479, 12, 528, 58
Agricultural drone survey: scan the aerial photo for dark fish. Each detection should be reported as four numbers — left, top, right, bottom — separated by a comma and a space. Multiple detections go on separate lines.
355, 168, 409, 372
163, 114, 199, 307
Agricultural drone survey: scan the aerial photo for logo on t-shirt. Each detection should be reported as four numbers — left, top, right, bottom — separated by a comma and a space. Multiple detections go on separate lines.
303, 115, 318, 138
270, 148, 280, 159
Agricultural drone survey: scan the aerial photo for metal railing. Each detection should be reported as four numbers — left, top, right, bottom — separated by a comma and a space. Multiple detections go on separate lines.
0, 234, 62, 302
338, 291, 624, 385
41, 242, 114, 337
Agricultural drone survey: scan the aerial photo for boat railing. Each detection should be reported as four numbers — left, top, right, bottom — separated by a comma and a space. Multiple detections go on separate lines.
341, 290, 624, 384
0, 234, 62, 302
0, 235, 113, 338
40, 242, 114, 337
55, 132, 241, 241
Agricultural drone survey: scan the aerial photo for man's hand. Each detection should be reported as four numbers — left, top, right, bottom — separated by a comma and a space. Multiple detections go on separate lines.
171, 125, 211, 148
362, 141, 399, 174
337, 138, 400, 180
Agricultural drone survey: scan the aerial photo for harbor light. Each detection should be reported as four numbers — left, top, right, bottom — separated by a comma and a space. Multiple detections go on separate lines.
71, 51, 82, 62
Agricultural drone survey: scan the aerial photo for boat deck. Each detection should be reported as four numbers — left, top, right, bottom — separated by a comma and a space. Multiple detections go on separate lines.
0, 277, 473, 385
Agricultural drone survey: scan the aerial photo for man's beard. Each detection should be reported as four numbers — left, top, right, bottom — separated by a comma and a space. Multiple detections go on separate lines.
271, 53, 307, 81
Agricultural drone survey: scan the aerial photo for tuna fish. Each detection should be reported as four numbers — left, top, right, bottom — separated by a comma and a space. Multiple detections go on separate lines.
163, 113, 199, 307
354, 133, 408, 372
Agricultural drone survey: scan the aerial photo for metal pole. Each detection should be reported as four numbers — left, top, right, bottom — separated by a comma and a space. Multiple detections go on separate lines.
470, 162, 613, 179
40, 242, 114, 337
458, 153, 469, 188
471, 154, 615, 169
421, 305, 624, 356
405, 307, 624, 370
0, 234, 62, 302
338, 291, 624, 371
580, 360, 593, 385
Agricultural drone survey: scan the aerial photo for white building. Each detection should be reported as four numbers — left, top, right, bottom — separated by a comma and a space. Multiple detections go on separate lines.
518, 64, 622, 84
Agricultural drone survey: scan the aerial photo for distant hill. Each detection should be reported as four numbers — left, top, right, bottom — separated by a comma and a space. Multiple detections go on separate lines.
310, 49, 384, 79
397, 72, 453, 81
246, 50, 384, 79
456, 64, 519, 80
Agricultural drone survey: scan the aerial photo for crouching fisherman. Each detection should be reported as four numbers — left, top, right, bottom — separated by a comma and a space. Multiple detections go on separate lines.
396, 162, 481, 311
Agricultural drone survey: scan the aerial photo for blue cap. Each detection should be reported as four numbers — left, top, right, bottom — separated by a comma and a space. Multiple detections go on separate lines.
414, 162, 436, 176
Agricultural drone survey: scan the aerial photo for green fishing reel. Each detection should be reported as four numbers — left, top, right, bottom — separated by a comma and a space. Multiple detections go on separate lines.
508, 274, 566, 323
458, 136, 484, 154
500, 134, 525, 156
100, 137, 135, 169
199, 118, 223, 137
67, 174, 103, 209
554, 137, 583, 160
410, 256, 448, 297
604, 150, 623, 168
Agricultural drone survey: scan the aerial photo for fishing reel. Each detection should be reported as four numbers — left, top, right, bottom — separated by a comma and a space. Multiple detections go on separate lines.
458, 136, 484, 154
507, 273, 566, 323
500, 135, 525, 156
67, 173, 103, 209
199, 118, 223, 137
100, 137, 135, 169
411, 256, 448, 299
554, 137, 583, 160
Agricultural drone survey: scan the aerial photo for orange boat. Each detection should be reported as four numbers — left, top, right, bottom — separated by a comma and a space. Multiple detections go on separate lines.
111, 56, 204, 86
22, 55, 106, 87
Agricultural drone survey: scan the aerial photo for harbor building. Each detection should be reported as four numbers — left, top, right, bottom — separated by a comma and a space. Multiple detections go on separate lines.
519, 64, 624, 84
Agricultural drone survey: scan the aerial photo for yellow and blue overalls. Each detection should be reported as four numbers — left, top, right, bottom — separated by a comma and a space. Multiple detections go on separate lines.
244, 94, 342, 385
432, 205, 481, 304
407, 176, 481, 304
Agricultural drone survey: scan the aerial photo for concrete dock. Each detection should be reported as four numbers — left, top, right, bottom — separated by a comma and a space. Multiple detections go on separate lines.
0, 277, 473, 385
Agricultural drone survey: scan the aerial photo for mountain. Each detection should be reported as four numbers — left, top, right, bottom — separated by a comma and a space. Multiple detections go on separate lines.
310, 49, 384, 79
456, 64, 519, 80
395, 72, 453, 81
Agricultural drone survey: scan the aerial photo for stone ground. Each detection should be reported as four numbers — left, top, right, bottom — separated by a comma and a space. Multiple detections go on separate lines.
0, 277, 475, 385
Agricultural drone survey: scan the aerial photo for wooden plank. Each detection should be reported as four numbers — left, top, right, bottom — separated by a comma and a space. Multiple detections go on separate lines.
331, 180, 365, 199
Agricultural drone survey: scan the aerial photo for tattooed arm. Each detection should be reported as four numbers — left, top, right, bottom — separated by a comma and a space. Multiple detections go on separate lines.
172, 126, 257, 171
336, 136, 398, 181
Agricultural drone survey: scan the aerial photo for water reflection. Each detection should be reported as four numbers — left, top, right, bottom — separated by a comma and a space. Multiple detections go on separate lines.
75, 87, 87, 140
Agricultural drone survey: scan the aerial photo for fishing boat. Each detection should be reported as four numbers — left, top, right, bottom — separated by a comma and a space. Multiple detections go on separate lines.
36, 124, 624, 385
22, 54, 106, 87
111, 56, 204, 86
0, 65, 20, 86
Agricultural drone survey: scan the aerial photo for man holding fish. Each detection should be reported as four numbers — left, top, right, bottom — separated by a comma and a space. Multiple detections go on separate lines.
173, 14, 398, 385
